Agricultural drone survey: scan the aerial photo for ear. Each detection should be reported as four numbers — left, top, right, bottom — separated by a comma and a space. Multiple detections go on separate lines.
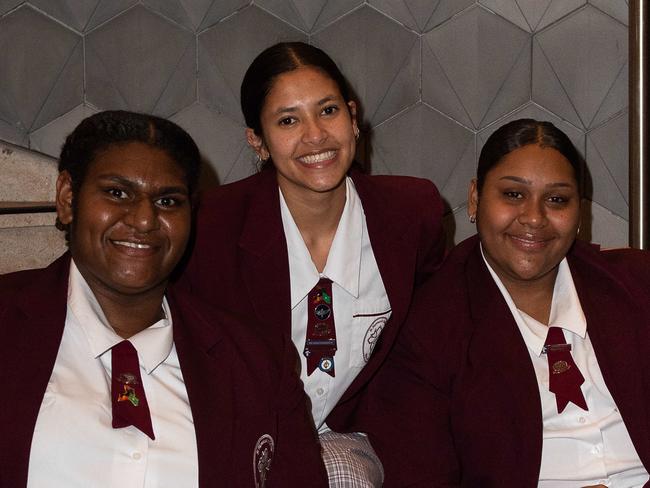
245, 128, 270, 161
56, 171, 74, 225
347, 100, 358, 133
467, 178, 479, 219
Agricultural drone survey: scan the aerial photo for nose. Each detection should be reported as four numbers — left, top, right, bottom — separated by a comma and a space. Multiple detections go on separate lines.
302, 116, 326, 144
518, 198, 547, 228
125, 198, 159, 232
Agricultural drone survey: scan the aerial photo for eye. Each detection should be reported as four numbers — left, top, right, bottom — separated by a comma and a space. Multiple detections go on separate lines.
155, 196, 185, 208
278, 116, 296, 126
106, 188, 128, 199
547, 195, 569, 205
503, 191, 523, 200
322, 105, 338, 116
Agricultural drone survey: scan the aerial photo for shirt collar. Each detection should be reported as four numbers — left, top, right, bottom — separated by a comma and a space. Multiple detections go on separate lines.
280, 177, 363, 308
480, 246, 587, 356
68, 259, 174, 374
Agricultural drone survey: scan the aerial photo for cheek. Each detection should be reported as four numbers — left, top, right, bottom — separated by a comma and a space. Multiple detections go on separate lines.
161, 214, 191, 248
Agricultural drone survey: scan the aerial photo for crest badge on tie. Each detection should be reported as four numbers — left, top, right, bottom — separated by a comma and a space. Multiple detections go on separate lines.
253, 434, 274, 488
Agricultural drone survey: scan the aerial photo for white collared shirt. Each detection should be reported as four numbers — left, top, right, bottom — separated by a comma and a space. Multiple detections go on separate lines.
482, 249, 649, 487
27, 260, 198, 488
280, 177, 391, 433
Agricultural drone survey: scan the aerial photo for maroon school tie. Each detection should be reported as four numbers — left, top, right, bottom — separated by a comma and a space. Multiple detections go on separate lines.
544, 327, 588, 414
111, 340, 155, 439
303, 278, 337, 377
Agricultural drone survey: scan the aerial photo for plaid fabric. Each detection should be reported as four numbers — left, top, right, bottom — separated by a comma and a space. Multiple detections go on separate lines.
320, 431, 384, 488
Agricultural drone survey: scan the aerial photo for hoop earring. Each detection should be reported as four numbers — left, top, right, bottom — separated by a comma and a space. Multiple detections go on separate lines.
354, 126, 360, 140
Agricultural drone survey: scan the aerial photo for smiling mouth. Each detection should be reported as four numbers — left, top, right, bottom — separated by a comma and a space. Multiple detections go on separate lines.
297, 150, 337, 165
508, 234, 551, 248
111, 240, 153, 250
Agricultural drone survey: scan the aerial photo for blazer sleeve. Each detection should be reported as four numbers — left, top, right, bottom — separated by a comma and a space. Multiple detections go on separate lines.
365, 279, 461, 487
268, 334, 328, 487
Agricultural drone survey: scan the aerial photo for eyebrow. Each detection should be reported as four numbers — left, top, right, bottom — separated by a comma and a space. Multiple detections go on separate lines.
97, 175, 188, 195
272, 95, 339, 115
498, 176, 575, 189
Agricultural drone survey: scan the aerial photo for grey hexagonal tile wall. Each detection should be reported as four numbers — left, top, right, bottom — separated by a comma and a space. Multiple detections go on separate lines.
479, 0, 586, 32
423, 5, 530, 130
532, 5, 627, 130
199, 5, 306, 123
370, 0, 474, 33
86, 5, 195, 116
0, 5, 83, 138
313, 6, 419, 127
0, 0, 634, 253
372, 103, 475, 211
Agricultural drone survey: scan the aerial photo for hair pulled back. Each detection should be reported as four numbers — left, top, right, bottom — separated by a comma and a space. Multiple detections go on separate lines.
477, 119, 583, 196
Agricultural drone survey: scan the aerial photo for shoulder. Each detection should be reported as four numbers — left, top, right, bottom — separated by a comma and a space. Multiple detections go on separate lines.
199, 170, 271, 209
352, 172, 441, 205
571, 240, 650, 286
0, 255, 68, 306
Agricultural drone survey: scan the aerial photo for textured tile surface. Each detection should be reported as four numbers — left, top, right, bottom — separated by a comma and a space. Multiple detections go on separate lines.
199, 5, 306, 123
0, 0, 635, 267
314, 6, 419, 126
423, 5, 530, 130
86, 5, 195, 116
533, 5, 627, 130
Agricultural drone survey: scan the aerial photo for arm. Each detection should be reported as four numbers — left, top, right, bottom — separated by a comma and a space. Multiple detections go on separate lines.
268, 334, 328, 487
364, 281, 461, 487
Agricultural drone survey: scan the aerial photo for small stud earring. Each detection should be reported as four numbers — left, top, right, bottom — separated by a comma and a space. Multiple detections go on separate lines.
469, 214, 476, 224
353, 126, 360, 140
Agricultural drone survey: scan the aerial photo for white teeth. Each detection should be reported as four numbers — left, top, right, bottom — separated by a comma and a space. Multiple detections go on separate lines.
299, 150, 336, 164
113, 241, 151, 249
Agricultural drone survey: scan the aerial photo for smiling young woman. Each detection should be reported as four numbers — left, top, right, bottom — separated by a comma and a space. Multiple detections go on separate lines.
0, 110, 326, 487
179, 41, 445, 485
363, 119, 650, 487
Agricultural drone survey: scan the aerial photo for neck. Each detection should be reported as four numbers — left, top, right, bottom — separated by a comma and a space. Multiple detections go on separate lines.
280, 179, 347, 273
89, 283, 167, 339
500, 269, 558, 325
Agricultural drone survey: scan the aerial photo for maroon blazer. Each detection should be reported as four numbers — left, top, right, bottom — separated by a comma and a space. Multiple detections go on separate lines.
365, 235, 650, 487
0, 254, 327, 487
178, 167, 445, 430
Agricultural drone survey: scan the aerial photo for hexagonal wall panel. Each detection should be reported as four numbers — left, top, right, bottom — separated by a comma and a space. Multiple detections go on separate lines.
199, 5, 306, 123
30, 104, 99, 157
0, 0, 21, 16
142, 0, 248, 32
477, 102, 586, 159
589, 0, 628, 25
257, 0, 361, 33
533, 6, 627, 130
313, 6, 419, 127
372, 103, 475, 211
0, 6, 82, 137
479, 0, 585, 32
172, 103, 255, 187
86, 5, 195, 116
585, 111, 628, 218
370, 0, 474, 33
423, 5, 530, 130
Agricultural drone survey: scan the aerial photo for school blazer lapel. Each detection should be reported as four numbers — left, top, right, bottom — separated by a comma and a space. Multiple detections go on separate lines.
0, 255, 69, 487
238, 170, 292, 335
169, 290, 234, 486
463, 242, 543, 484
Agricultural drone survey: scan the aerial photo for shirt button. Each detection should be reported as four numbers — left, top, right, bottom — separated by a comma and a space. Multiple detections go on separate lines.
579, 417, 586, 424
132, 452, 142, 460
316, 388, 325, 396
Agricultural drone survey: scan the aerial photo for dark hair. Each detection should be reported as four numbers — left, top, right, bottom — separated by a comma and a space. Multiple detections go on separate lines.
59, 110, 201, 198
240, 41, 353, 136
477, 118, 583, 196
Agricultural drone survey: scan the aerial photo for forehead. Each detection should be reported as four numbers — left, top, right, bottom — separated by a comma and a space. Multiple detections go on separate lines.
488, 144, 577, 184
84, 142, 187, 189
264, 67, 342, 107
